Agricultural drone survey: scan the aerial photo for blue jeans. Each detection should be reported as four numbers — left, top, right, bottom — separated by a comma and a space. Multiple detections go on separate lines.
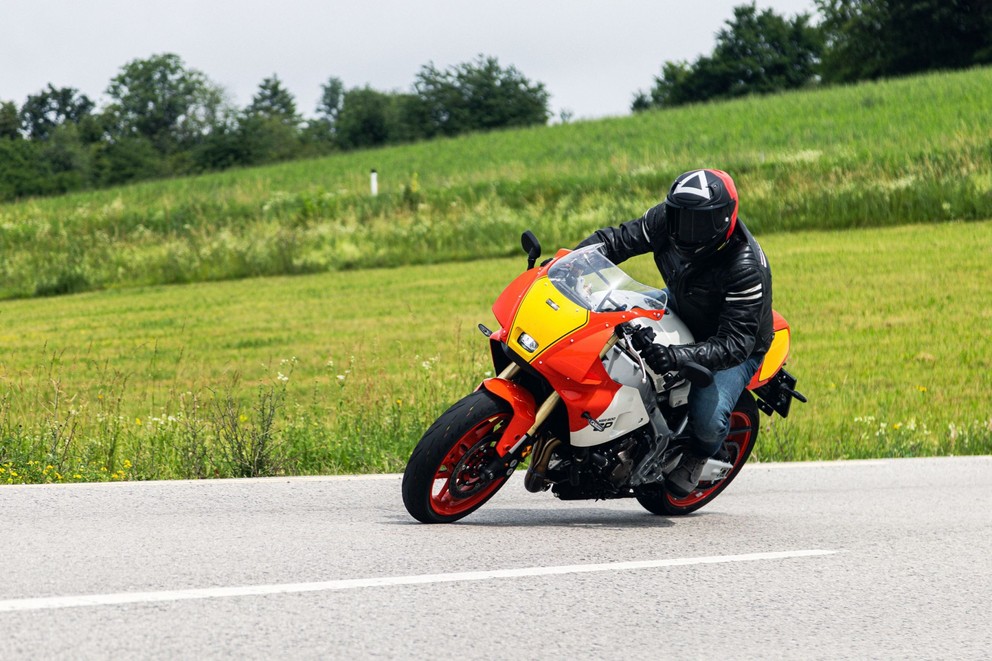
658, 288, 763, 457
687, 352, 763, 456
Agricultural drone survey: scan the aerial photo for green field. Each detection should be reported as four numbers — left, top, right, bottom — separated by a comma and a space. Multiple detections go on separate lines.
1, 67, 991, 299
2, 67, 991, 483
1, 220, 990, 483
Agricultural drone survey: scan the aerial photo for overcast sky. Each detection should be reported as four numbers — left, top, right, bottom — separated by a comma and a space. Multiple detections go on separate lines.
2, 0, 818, 121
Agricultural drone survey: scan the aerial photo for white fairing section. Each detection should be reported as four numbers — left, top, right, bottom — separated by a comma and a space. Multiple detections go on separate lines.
570, 385, 650, 447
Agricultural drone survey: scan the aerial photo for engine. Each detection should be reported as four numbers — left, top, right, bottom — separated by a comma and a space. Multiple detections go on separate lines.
547, 430, 653, 500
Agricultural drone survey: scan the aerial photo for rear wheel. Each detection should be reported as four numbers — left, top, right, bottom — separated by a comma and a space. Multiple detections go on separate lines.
635, 391, 759, 516
402, 390, 514, 523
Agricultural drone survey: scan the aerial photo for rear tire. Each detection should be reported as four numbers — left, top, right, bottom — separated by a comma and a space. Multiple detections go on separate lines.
635, 391, 759, 516
402, 390, 514, 523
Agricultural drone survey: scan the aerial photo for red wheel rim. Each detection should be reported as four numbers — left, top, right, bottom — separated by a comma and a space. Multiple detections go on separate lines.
666, 410, 754, 508
429, 413, 511, 517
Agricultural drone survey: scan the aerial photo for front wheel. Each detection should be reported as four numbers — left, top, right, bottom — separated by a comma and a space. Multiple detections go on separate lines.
402, 390, 514, 523
635, 391, 759, 516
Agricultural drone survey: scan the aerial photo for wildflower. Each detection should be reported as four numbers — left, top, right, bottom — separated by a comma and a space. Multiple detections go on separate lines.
123, 460, 132, 469
136, 417, 142, 425
277, 372, 289, 383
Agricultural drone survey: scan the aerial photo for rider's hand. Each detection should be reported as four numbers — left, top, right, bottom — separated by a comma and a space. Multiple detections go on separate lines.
642, 342, 677, 375
627, 325, 677, 374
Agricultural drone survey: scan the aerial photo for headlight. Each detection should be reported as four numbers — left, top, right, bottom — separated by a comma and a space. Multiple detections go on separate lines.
518, 332, 539, 353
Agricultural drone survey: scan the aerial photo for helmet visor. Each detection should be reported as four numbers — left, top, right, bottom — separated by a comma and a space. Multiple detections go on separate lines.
666, 203, 730, 249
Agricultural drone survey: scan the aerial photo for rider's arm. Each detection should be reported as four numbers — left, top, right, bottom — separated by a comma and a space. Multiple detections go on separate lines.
574, 203, 667, 264
670, 255, 769, 372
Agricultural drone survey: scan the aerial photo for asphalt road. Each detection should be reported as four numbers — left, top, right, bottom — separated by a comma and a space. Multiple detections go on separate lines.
2, 456, 991, 660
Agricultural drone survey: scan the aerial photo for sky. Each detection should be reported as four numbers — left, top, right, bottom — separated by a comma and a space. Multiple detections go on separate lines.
2, 0, 818, 121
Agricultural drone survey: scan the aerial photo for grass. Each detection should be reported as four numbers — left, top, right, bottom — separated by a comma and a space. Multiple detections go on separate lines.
2, 67, 992, 298
2, 219, 990, 482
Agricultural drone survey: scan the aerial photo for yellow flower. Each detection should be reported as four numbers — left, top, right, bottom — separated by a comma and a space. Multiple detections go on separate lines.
123, 460, 132, 469
135, 417, 142, 425
917, 385, 927, 393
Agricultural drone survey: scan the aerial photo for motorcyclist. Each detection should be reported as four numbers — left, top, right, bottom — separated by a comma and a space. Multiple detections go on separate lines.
575, 169, 773, 497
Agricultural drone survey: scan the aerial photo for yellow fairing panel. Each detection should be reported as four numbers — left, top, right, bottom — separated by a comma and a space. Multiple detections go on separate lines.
758, 326, 790, 382
507, 277, 589, 362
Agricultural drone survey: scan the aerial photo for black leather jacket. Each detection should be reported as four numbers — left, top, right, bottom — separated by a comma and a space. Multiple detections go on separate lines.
576, 202, 773, 372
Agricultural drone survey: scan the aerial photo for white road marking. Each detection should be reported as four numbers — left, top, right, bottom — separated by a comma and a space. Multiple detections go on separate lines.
0, 549, 837, 613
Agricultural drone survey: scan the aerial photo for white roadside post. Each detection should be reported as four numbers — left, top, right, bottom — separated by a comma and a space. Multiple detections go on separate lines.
370, 169, 378, 196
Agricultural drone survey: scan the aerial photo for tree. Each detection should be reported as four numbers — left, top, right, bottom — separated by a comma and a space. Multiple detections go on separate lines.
414, 55, 550, 136
334, 86, 392, 150
105, 53, 227, 153
817, 0, 992, 83
634, 3, 822, 110
317, 76, 344, 125
0, 101, 20, 139
246, 75, 300, 126
19, 85, 95, 140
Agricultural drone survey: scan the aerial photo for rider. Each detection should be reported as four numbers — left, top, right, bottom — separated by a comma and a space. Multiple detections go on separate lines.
575, 169, 773, 497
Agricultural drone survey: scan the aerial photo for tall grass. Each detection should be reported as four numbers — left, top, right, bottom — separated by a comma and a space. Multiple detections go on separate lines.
2, 67, 991, 299
1, 220, 990, 483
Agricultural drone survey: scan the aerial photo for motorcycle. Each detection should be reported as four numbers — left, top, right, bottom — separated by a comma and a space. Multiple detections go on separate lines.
402, 231, 806, 523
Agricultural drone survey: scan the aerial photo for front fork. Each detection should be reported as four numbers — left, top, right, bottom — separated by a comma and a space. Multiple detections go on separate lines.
477, 362, 561, 482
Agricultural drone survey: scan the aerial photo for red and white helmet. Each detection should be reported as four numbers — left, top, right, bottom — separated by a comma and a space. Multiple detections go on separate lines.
664, 169, 739, 258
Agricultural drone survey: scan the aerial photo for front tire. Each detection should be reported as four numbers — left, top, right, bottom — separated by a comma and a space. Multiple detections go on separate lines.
402, 390, 514, 523
635, 391, 759, 516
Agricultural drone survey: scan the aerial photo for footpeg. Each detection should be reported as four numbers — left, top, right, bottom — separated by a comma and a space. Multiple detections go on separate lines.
699, 458, 734, 482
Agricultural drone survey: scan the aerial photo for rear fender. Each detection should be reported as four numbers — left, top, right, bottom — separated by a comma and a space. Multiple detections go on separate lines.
478, 378, 537, 456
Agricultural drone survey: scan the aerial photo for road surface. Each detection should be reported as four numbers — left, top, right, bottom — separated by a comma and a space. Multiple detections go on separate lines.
2, 456, 990, 659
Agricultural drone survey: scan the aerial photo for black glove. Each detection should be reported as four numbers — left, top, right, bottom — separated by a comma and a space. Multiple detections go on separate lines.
641, 342, 677, 375
628, 325, 677, 374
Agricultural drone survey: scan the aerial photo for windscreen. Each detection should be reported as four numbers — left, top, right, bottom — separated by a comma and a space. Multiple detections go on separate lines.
547, 245, 667, 313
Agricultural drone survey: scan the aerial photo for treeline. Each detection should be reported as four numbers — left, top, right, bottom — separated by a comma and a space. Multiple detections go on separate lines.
0, 54, 549, 201
633, 0, 992, 110
3, 0, 991, 203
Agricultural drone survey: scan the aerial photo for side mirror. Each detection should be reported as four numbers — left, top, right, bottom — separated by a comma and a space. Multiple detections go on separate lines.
679, 362, 714, 388
521, 230, 542, 270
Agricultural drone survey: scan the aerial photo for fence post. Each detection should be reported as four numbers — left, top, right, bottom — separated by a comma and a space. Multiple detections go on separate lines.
370, 169, 378, 196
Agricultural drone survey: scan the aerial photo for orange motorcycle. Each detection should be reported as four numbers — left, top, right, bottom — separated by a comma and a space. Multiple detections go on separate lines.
402, 232, 806, 523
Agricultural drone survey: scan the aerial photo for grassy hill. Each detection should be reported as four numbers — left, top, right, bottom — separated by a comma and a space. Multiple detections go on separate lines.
1, 67, 991, 482
1, 66, 991, 299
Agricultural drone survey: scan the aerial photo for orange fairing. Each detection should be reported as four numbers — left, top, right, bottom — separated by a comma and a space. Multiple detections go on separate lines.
478, 378, 536, 456
491, 248, 665, 434
748, 310, 792, 389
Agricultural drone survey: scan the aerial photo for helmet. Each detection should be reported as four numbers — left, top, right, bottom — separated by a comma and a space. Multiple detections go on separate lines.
664, 169, 739, 258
